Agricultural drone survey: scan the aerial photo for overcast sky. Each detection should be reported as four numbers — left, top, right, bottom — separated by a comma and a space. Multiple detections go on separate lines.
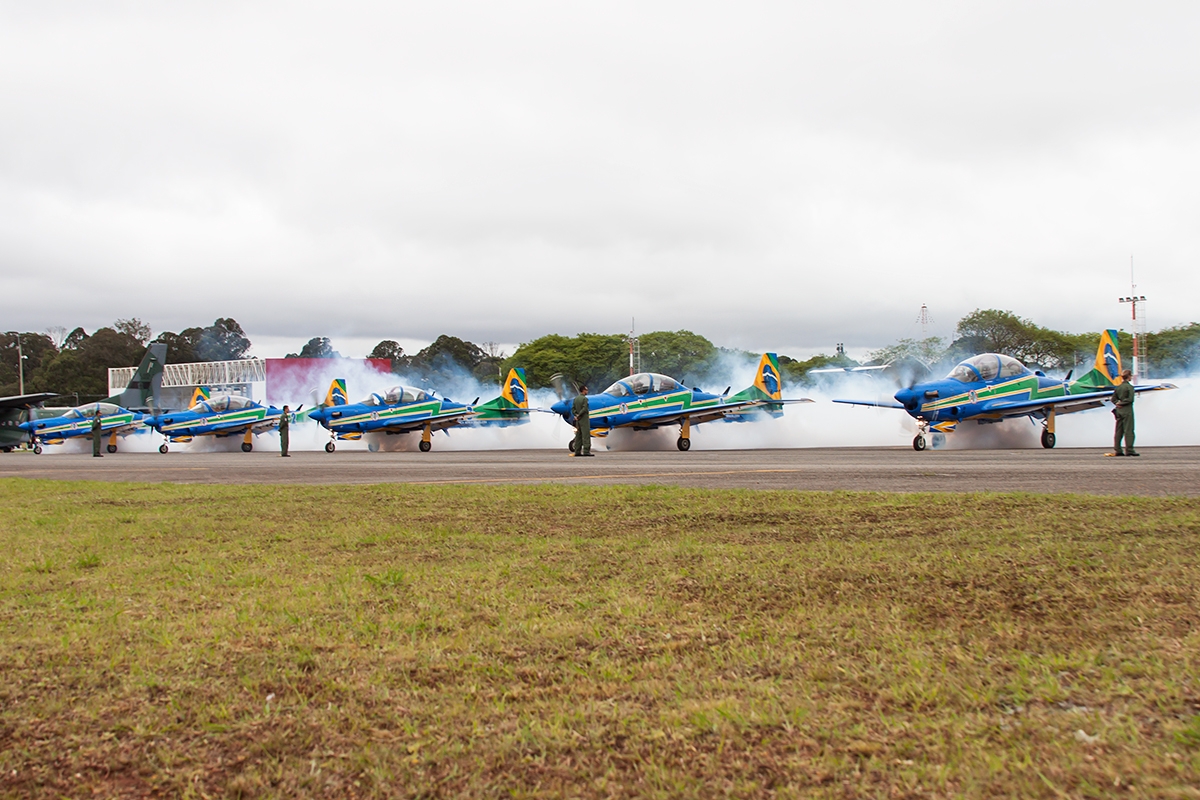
3, 2, 1198, 359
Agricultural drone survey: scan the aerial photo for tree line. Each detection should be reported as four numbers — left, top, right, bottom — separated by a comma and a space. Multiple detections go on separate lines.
4, 311, 1198, 401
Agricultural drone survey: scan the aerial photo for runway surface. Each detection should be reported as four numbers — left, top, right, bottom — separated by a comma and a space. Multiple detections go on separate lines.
2, 446, 1199, 496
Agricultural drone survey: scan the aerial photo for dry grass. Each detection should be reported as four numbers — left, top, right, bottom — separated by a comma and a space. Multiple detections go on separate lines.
1, 479, 1199, 798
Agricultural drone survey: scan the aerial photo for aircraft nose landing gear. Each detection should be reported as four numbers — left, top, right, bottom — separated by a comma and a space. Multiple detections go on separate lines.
913, 421, 929, 451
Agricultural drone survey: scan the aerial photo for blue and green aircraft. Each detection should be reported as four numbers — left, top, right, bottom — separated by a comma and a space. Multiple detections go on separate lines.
143, 391, 287, 453
549, 353, 813, 452
834, 329, 1177, 450
18, 343, 167, 454
309, 368, 532, 452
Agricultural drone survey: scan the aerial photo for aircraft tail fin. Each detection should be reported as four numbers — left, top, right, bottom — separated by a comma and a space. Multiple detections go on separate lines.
188, 386, 211, 407
1070, 329, 1123, 391
471, 368, 530, 423
105, 342, 166, 410
324, 379, 348, 407
727, 353, 784, 403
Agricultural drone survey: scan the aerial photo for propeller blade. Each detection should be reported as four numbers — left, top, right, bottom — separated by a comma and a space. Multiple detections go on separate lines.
722, 386, 731, 396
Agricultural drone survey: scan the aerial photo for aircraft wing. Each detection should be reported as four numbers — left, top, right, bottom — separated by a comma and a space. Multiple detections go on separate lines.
610, 398, 812, 428
975, 383, 1177, 419
0, 393, 58, 409
832, 399, 906, 409
809, 366, 889, 374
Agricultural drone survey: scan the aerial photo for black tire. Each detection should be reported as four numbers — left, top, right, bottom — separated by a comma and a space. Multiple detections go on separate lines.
241, 442, 253, 452
676, 436, 691, 451
34, 445, 43, 454
159, 444, 169, 454
325, 441, 335, 453
1, 446, 11, 453
1041, 430, 1056, 449
367, 442, 379, 453
107, 444, 117, 454
418, 440, 432, 452
913, 434, 926, 451
568, 439, 576, 453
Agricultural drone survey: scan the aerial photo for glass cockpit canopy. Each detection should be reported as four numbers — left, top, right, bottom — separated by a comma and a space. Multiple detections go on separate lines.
63, 402, 122, 419
945, 354, 1030, 383
190, 393, 256, 413
602, 373, 683, 397
358, 387, 432, 406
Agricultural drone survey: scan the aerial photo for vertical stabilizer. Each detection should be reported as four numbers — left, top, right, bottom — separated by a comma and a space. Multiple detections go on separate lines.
106, 343, 166, 410
727, 353, 785, 404
1070, 329, 1123, 392
325, 379, 348, 407
500, 368, 529, 408
189, 387, 211, 407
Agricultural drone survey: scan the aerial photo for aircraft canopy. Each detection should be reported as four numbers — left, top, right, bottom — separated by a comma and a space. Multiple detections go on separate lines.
360, 387, 432, 406
63, 402, 123, 419
946, 354, 1030, 383
191, 393, 256, 413
603, 373, 683, 397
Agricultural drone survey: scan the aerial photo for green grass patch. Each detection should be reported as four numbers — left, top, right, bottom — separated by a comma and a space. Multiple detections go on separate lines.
1, 478, 1199, 797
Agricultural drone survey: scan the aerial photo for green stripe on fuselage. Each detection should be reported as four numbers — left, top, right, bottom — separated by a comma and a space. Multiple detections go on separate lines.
920, 376, 1065, 413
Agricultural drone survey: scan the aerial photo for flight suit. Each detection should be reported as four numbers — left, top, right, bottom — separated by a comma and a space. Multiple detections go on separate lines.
1112, 380, 1136, 455
571, 393, 591, 456
279, 410, 290, 457
91, 414, 103, 457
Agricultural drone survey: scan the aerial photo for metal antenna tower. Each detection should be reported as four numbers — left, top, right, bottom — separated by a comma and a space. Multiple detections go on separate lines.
915, 304, 934, 337
628, 318, 641, 375
1119, 256, 1148, 382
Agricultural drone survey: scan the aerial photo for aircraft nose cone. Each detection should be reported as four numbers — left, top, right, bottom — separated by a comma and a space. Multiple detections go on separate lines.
894, 387, 919, 411
551, 400, 568, 416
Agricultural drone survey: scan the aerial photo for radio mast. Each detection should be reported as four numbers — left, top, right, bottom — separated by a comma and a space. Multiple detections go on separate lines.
628, 318, 641, 376
1118, 256, 1148, 382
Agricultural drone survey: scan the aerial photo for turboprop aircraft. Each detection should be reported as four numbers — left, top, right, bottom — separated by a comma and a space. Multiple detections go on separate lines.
18, 343, 167, 454
309, 368, 532, 453
834, 329, 1176, 450
549, 353, 813, 452
143, 392, 287, 453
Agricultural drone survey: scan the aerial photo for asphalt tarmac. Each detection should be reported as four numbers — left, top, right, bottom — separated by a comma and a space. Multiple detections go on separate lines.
2, 446, 1199, 496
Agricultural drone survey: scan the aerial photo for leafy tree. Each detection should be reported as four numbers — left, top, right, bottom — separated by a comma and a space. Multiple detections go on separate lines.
287, 337, 340, 359
153, 328, 202, 363
114, 318, 152, 345
369, 340, 405, 362
867, 337, 947, 367
0, 332, 58, 396
196, 318, 251, 361
62, 327, 89, 350
405, 335, 504, 385
1144, 323, 1200, 376
31, 326, 147, 400
778, 351, 857, 386
504, 333, 629, 391
638, 331, 718, 383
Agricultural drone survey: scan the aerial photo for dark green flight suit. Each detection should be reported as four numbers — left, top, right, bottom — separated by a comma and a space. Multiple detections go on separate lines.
571, 393, 591, 456
91, 413, 103, 457
1112, 380, 1136, 455
279, 408, 290, 457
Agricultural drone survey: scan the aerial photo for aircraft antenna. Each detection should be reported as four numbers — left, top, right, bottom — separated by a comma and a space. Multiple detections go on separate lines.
1119, 255, 1148, 382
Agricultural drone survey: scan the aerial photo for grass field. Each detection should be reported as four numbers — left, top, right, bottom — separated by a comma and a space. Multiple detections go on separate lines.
2, 479, 1199, 798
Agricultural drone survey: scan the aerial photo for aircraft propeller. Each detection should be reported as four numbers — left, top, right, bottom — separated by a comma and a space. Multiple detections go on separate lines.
549, 373, 577, 402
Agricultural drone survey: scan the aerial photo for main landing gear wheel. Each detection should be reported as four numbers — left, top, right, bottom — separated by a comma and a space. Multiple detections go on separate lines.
1, 446, 10, 453
913, 434, 927, 451
325, 441, 336, 453
568, 439, 576, 453
241, 442, 253, 452
1041, 430, 1056, 449
367, 441, 379, 453
676, 436, 691, 451
107, 444, 117, 454
418, 440, 432, 452
34, 445, 43, 454
159, 444, 169, 454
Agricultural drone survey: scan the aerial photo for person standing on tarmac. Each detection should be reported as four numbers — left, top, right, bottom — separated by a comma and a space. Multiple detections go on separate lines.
1111, 368, 1138, 457
279, 405, 291, 457
91, 408, 103, 458
572, 385, 592, 457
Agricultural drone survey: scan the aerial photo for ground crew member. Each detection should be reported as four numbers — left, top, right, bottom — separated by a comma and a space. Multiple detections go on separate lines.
572, 385, 592, 457
280, 405, 291, 457
1112, 368, 1138, 456
91, 409, 103, 457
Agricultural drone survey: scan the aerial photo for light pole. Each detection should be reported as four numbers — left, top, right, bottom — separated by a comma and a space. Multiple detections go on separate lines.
5, 332, 24, 395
